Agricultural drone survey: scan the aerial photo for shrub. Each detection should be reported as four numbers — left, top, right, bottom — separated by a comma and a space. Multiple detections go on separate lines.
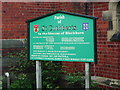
42, 61, 62, 89
8, 47, 98, 89
10, 73, 34, 88
8, 48, 62, 89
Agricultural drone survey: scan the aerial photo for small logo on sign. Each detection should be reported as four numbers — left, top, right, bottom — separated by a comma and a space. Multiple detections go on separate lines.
82, 23, 89, 30
34, 25, 39, 33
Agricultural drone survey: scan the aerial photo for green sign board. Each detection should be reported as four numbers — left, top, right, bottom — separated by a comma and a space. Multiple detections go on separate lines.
27, 11, 97, 63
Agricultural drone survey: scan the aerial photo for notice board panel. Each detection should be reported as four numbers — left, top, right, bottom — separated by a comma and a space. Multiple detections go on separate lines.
27, 11, 97, 63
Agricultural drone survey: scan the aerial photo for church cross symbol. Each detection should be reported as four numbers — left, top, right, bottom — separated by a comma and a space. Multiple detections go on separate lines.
82, 23, 89, 30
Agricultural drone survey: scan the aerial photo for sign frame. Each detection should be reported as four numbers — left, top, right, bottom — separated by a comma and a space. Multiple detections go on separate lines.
26, 11, 98, 63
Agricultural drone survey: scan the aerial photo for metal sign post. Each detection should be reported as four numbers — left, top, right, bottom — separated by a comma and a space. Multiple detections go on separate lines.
36, 61, 42, 89
85, 63, 91, 89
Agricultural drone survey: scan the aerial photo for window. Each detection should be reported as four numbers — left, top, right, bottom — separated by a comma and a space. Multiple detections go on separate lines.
108, 21, 113, 30
102, 1, 120, 41
117, 2, 120, 31
110, 1, 120, 42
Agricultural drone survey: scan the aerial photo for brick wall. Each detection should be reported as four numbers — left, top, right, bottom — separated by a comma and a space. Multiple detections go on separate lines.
2, 2, 55, 39
2, 2, 120, 83
94, 2, 120, 79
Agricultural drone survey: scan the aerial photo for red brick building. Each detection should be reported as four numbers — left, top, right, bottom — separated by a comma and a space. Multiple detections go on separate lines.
1, 1, 120, 88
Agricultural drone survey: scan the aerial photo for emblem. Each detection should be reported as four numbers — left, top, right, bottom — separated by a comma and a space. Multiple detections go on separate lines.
34, 25, 39, 32
82, 23, 89, 30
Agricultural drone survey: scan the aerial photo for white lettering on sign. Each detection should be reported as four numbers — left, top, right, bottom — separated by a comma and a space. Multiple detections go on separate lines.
54, 15, 65, 24
54, 15, 65, 20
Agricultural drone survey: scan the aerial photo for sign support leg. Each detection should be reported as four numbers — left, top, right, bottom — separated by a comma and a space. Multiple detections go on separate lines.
36, 61, 42, 89
85, 63, 91, 89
